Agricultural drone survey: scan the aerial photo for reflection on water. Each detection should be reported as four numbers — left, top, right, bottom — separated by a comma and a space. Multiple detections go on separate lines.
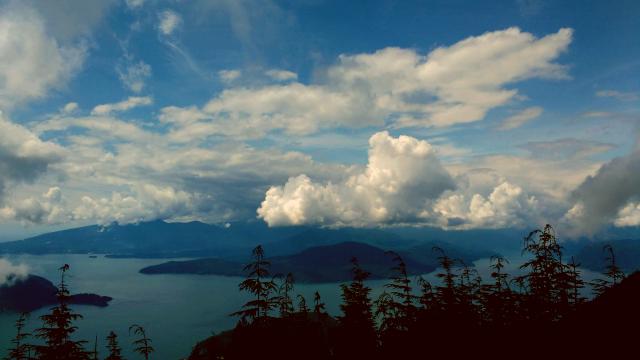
0, 252, 606, 359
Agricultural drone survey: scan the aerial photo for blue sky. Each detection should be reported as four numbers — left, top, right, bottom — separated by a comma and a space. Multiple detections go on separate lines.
0, 0, 639, 240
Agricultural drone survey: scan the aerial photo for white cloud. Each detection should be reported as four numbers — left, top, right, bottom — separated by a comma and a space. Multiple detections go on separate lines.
614, 202, 640, 227
125, 0, 145, 9
117, 59, 152, 93
0, 114, 65, 201
0, 259, 29, 286
158, 10, 182, 36
163, 28, 572, 139
0, 2, 86, 109
218, 70, 242, 83
265, 69, 297, 81
91, 96, 153, 115
62, 102, 79, 114
0, 187, 70, 225
434, 181, 539, 229
258, 131, 455, 227
72, 184, 199, 225
596, 89, 639, 102
498, 106, 543, 130
566, 149, 640, 234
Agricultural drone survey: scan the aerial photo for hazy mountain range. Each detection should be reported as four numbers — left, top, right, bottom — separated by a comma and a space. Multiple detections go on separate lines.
0, 220, 639, 272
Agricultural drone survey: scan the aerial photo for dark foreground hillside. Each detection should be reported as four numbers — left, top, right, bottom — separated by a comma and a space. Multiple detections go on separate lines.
3, 225, 638, 360
189, 271, 640, 359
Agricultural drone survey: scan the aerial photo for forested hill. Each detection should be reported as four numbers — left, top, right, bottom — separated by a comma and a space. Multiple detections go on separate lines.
139, 241, 493, 282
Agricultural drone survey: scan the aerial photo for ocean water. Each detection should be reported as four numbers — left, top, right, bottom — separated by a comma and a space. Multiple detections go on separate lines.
0, 252, 605, 359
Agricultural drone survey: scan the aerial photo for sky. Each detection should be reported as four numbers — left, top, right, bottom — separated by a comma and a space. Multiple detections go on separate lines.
0, 0, 639, 241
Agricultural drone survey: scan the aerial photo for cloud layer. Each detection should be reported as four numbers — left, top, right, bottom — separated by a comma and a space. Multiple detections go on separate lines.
0, 2, 86, 109
258, 132, 542, 229
160, 27, 572, 139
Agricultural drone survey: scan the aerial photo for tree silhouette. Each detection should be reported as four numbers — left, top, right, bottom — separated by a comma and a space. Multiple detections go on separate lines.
35, 264, 89, 360
90, 336, 98, 360
5, 312, 32, 360
313, 291, 326, 315
592, 244, 626, 296
432, 247, 459, 311
129, 325, 153, 360
566, 257, 586, 308
276, 273, 295, 317
231, 245, 277, 322
334, 257, 377, 358
297, 294, 309, 314
384, 252, 416, 330
516, 224, 568, 321
105, 331, 123, 360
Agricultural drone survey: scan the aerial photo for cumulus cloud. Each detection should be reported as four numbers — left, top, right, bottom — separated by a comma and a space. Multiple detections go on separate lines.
566, 149, 640, 233
158, 10, 182, 36
161, 28, 572, 139
0, 259, 29, 286
91, 96, 153, 115
0, 187, 69, 225
615, 202, 640, 227
434, 180, 538, 229
72, 184, 201, 225
0, 2, 86, 109
0, 114, 65, 201
258, 131, 455, 227
498, 106, 543, 130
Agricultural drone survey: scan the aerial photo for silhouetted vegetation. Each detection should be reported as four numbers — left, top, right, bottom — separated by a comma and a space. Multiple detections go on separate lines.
104, 332, 122, 360
190, 225, 640, 359
4, 265, 152, 360
5, 224, 640, 359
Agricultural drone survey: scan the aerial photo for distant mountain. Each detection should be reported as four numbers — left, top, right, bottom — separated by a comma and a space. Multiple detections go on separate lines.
574, 239, 640, 272
5, 219, 635, 261
140, 241, 488, 282
0, 275, 112, 312
0, 220, 304, 258
0, 220, 502, 259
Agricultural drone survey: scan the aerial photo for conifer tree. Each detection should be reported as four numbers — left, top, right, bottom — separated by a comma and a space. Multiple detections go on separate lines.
381, 252, 416, 331
5, 312, 32, 360
313, 291, 326, 314
231, 245, 277, 322
416, 276, 436, 311
516, 225, 567, 321
297, 294, 309, 314
566, 257, 586, 308
105, 331, 123, 360
90, 336, 98, 360
592, 245, 626, 297
35, 264, 89, 360
129, 325, 153, 360
432, 247, 459, 310
481, 256, 515, 326
335, 257, 377, 357
276, 273, 295, 317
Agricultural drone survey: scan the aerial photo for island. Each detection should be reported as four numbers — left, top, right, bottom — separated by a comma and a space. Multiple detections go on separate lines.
0, 275, 113, 313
